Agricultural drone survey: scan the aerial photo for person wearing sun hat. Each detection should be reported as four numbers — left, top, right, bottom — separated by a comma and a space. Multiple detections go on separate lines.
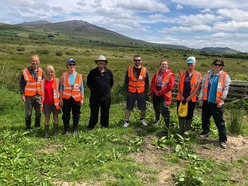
176, 56, 201, 136
198, 58, 231, 149
60, 58, 84, 136
86, 55, 114, 129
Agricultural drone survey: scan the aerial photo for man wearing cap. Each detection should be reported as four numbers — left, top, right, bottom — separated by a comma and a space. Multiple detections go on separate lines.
123, 54, 149, 127
86, 55, 114, 129
176, 56, 201, 136
60, 58, 84, 135
19, 54, 44, 130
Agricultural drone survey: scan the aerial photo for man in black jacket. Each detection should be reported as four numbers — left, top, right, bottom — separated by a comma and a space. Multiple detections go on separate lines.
87, 55, 114, 129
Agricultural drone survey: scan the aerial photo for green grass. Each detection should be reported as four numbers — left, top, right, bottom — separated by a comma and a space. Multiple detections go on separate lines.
0, 38, 248, 185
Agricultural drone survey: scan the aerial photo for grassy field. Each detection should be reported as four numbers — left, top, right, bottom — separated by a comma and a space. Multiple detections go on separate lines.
0, 39, 248, 185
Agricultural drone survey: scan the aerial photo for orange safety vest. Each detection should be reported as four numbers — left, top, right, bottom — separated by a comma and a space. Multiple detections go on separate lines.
154, 70, 173, 100
202, 71, 227, 103
61, 72, 83, 101
176, 70, 201, 102
41, 78, 61, 111
23, 67, 43, 96
128, 66, 147, 94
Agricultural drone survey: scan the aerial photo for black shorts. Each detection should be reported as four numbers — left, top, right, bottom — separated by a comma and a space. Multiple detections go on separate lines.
44, 103, 61, 115
126, 92, 146, 111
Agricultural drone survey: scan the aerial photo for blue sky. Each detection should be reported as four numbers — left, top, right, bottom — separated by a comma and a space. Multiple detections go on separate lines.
1, 0, 248, 52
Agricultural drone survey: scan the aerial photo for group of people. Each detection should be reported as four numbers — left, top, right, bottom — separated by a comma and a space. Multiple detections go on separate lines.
19, 54, 231, 149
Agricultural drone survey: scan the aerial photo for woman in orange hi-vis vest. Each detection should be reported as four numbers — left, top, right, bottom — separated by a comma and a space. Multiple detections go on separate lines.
150, 60, 175, 133
19, 54, 44, 131
60, 58, 84, 136
41, 65, 61, 138
198, 58, 231, 149
176, 56, 201, 136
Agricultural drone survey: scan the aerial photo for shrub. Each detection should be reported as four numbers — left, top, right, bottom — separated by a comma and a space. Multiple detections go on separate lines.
55, 51, 63, 56
228, 108, 244, 135
16, 47, 25, 52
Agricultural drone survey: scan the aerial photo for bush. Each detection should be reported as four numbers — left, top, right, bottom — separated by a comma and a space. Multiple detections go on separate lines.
16, 47, 25, 52
55, 51, 63, 56
228, 109, 244, 135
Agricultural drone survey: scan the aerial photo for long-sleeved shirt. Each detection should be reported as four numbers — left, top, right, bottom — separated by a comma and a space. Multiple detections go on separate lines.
87, 67, 114, 100
124, 66, 149, 93
19, 66, 44, 94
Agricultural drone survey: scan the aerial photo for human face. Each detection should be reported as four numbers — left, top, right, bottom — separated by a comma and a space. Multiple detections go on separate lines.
213, 63, 222, 71
187, 63, 195, 71
31, 56, 39, 69
160, 61, 168, 71
134, 57, 142, 67
67, 63, 76, 71
46, 69, 54, 80
97, 60, 106, 68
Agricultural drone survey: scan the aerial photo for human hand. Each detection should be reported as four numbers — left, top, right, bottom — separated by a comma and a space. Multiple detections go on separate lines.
199, 101, 203, 107
21, 94, 26, 103
59, 100, 63, 106
80, 99, 84, 107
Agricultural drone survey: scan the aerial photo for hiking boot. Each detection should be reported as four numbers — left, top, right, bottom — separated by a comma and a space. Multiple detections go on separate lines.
123, 121, 129, 128
219, 141, 227, 149
140, 119, 147, 126
199, 131, 210, 138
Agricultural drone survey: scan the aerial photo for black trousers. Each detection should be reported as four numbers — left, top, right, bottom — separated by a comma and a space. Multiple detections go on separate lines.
62, 97, 81, 129
177, 100, 196, 120
152, 95, 170, 123
201, 101, 227, 142
88, 99, 111, 129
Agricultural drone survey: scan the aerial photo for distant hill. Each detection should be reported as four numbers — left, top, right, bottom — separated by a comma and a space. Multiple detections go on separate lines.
200, 47, 240, 54
16, 20, 51, 26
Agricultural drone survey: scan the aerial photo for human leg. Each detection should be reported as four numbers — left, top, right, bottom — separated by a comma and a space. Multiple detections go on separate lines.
100, 99, 111, 128
62, 98, 72, 134
25, 96, 34, 130
34, 95, 42, 127
200, 101, 211, 137
152, 95, 161, 123
88, 99, 100, 129
71, 98, 81, 135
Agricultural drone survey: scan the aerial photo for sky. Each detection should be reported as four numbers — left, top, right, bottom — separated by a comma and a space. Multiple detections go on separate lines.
1, 0, 248, 52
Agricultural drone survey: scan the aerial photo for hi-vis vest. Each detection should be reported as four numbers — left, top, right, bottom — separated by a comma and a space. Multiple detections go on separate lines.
176, 70, 201, 102
61, 72, 83, 101
41, 78, 61, 111
128, 66, 147, 94
202, 71, 227, 103
23, 67, 43, 96
154, 70, 173, 100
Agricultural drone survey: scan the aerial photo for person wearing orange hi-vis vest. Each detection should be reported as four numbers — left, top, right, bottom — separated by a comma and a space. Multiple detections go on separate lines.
60, 58, 84, 136
176, 56, 201, 136
19, 54, 44, 131
150, 60, 175, 134
41, 65, 61, 138
123, 54, 149, 127
198, 58, 231, 149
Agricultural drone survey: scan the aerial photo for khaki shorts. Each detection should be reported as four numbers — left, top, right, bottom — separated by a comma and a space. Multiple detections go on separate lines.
44, 103, 61, 115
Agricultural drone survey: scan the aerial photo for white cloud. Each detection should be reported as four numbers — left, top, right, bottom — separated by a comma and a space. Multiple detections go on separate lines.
176, 4, 183, 10
159, 24, 212, 33
213, 21, 248, 32
217, 9, 248, 21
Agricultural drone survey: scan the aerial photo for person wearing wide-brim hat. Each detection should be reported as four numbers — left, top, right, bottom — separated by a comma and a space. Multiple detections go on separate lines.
86, 55, 114, 129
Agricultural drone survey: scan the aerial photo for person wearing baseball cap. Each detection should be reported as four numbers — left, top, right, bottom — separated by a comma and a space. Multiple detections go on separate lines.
176, 56, 201, 136
60, 58, 84, 136
86, 55, 114, 129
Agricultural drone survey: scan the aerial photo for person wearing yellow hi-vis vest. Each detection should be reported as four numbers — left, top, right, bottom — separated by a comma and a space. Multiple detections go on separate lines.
60, 58, 84, 136
41, 65, 61, 138
150, 60, 175, 134
198, 58, 231, 149
19, 54, 44, 131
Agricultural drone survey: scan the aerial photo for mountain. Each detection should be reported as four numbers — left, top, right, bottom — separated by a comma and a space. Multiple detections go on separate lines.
200, 47, 240, 54
14, 20, 187, 49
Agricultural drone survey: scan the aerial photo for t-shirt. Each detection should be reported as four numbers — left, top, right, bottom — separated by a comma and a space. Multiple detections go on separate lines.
208, 75, 219, 103
44, 79, 54, 105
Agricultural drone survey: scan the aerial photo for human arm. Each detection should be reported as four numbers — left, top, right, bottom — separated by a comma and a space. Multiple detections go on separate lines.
124, 70, 128, 92
19, 73, 26, 102
157, 72, 175, 96
217, 74, 231, 107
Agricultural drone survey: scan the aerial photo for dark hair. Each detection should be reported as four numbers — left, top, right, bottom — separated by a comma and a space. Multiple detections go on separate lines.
133, 54, 141, 60
212, 58, 224, 66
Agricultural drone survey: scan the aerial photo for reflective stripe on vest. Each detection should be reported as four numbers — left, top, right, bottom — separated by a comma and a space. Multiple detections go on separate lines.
41, 78, 61, 111
23, 67, 43, 96
128, 66, 146, 94
62, 72, 82, 101
203, 71, 227, 103
155, 70, 172, 99
176, 70, 201, 102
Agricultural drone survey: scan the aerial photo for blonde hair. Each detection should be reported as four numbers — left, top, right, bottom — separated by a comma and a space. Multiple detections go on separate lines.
45, 65, 56, 78
31, 54, 40, 62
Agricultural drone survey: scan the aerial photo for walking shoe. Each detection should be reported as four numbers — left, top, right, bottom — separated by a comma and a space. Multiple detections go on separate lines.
219, 142, 227, 149
123, 121, 129, 128
153, 120, 160, 126
140, 119, 147, 126
199, 131, 210, 138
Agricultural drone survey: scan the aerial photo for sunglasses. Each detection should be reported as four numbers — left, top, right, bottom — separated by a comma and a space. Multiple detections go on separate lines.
134, 60, 141, 62
214, 63, 222, 67
68, 63, 76, 66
